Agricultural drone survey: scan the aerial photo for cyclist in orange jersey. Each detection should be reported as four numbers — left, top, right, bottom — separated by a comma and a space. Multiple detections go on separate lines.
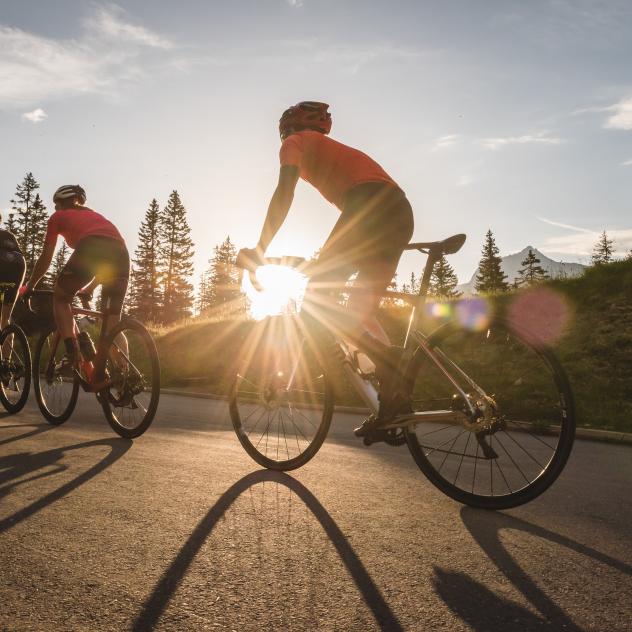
238, 102, 414, 424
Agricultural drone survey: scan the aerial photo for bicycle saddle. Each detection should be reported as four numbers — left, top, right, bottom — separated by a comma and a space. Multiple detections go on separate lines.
405, 233, 466, 255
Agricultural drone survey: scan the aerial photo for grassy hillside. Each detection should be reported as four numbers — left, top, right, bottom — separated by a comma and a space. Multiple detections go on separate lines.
155, 259, 632, 432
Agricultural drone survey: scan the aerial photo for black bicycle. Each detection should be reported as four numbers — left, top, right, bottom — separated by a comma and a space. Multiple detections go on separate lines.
0, 282, 31, 414
230, 235, 576, 509
29, 290, 160, 438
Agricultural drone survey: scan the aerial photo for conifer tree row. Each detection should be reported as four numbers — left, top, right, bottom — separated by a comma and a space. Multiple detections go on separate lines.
128, 192, 195, 324
516, 248, 549, 287
9, 172, 49, 279
475, 229, 509, 295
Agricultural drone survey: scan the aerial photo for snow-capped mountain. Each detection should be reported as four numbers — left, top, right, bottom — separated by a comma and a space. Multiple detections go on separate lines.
458, 246, 586, 294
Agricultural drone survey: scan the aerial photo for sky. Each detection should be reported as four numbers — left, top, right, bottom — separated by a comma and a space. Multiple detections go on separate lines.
1, 0, 631, 286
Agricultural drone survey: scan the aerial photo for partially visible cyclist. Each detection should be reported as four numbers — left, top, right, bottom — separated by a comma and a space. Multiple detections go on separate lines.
23, 185, 130, 375
0, 213, 26, 330
237, 101, 415, 428
0, 213, 27, 385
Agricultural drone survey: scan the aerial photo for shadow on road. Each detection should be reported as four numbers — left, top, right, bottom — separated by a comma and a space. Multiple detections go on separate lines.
0, 437, 132, 533
458, 507, 632, 631
132, 470, 403, 632
0, 421, 54, 447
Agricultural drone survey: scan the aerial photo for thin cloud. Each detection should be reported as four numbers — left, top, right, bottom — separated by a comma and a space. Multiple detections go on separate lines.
537, 216, 593, 234
542, 228, 632, 257
0, 4, 175, 107
84, 4, 173, 49
286, 0, 304, 6
457, 174, 475, 187
432, 134, 460, 150
481, 132, 564, 150
21, 107, 47, 123
603, 96, 632, 130
537, 216, 632, 256
621, 158, 632, 166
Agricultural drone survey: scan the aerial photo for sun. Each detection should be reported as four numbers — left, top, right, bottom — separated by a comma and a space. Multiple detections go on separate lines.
242, 264, 308, 320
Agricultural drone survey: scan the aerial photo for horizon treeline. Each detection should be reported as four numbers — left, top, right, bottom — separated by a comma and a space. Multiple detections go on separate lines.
5, 172, 630, 325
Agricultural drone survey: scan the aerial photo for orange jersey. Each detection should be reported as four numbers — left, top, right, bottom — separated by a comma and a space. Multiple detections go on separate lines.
279, 131, 398, 210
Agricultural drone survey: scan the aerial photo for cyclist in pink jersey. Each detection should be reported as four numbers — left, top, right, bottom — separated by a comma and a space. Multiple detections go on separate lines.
24, 185, 130, 372
238, 102, 415, 426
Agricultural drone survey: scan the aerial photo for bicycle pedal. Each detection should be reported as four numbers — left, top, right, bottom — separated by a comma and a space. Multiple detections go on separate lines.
362, 428, 389, 446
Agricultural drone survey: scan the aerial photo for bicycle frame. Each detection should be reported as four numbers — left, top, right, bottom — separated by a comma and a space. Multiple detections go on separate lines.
268, 245, 482, 425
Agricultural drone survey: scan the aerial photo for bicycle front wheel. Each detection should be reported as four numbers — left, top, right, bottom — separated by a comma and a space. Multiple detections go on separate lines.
34, 326, 80, 424
0, 324, 31, 414
229, 315, 334, 471
404, 317, 575, 509
99, 318, 160, 439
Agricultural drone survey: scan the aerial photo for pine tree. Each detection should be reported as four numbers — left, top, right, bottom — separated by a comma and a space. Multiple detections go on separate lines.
159, 191, 194, 324
129, 199, 163, 323
591, 231, 614, 265
430, 255, 462, 299
10, 173, 49, 277
47, 243, 70, 287
204, 235, 241, 313
196, 271, 213, 315
474, 230, 509, 294
516, 248, 549, 287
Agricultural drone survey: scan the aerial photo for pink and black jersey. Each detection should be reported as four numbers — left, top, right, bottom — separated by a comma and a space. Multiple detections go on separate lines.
44, 207, 124, 249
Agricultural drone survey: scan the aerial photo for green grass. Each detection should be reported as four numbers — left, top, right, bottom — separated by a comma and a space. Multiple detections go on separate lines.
154, 259, 632, 433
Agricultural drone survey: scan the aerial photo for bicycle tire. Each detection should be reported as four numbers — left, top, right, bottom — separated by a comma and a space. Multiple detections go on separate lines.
99, 318, 160, 439
229, 316, 334, 471
33, 326, 80, 425
404, 316, 575, 509
0, 324, 31, 414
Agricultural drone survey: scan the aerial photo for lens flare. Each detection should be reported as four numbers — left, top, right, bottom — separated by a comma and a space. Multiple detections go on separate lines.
455, 297, 492, 331
425, 301, 453, 319
243, 265, 308, 321
508, 287, 570, 346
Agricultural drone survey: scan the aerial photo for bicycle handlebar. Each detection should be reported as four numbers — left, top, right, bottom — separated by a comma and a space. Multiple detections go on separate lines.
236, 255, 311, 292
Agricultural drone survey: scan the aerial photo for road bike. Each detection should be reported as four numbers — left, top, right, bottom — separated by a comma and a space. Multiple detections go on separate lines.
0, 282, 31, 414
28, 290, 160, 438
230, 235, 576, 509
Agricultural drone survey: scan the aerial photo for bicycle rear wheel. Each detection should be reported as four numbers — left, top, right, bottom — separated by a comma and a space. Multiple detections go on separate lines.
0, 324, 31, 414
33, 326, 80, 424
404, 317, 575, 509
229, 315, 334, 471
99, 318, 160, 439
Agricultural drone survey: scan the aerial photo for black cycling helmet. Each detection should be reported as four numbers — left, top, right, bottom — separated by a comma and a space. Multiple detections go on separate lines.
53, 184, 86, 205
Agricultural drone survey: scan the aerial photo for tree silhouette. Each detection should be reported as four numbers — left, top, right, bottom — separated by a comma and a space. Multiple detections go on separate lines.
9, 173, 49, 278
475, 230, 508, 295
159, 191, 194, 324
591, 231, 614, 265
516, 248, 549, 287
129, 199, 163, 323
200, 235, 242, 314
430, 255, 462, 299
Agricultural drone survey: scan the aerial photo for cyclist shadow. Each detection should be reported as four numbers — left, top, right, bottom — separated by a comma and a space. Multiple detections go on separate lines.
0, 437, 132, 533
132, 470, 403, 632
0, 421, 54, 447
447, 507, 632, 631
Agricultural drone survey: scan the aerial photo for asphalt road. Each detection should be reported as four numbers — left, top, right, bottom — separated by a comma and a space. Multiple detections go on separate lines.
1, 392, 631, 632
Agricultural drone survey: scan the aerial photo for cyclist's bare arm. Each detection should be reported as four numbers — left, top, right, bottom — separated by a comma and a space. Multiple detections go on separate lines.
25, 241, 55, 290
256, 165, 299, 253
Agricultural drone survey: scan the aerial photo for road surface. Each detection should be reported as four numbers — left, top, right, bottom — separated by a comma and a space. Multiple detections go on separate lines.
1, 393, 631, 631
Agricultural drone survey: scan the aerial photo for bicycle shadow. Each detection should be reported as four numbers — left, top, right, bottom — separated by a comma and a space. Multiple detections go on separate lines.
132, 470, 403, 632
0, 437, 132, 533
0, 421, 53, 447
455, 507, 632, 631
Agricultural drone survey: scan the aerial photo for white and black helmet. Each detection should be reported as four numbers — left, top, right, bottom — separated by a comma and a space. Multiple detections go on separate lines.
53, 184, 86, 205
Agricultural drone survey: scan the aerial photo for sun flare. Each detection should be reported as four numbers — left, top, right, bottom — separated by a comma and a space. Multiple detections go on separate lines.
243, 265, 308, 320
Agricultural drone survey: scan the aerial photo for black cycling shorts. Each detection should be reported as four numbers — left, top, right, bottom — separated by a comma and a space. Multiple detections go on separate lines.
57, 236, 130, 316
308, 182, 414, 297
0, 250, 26, 304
